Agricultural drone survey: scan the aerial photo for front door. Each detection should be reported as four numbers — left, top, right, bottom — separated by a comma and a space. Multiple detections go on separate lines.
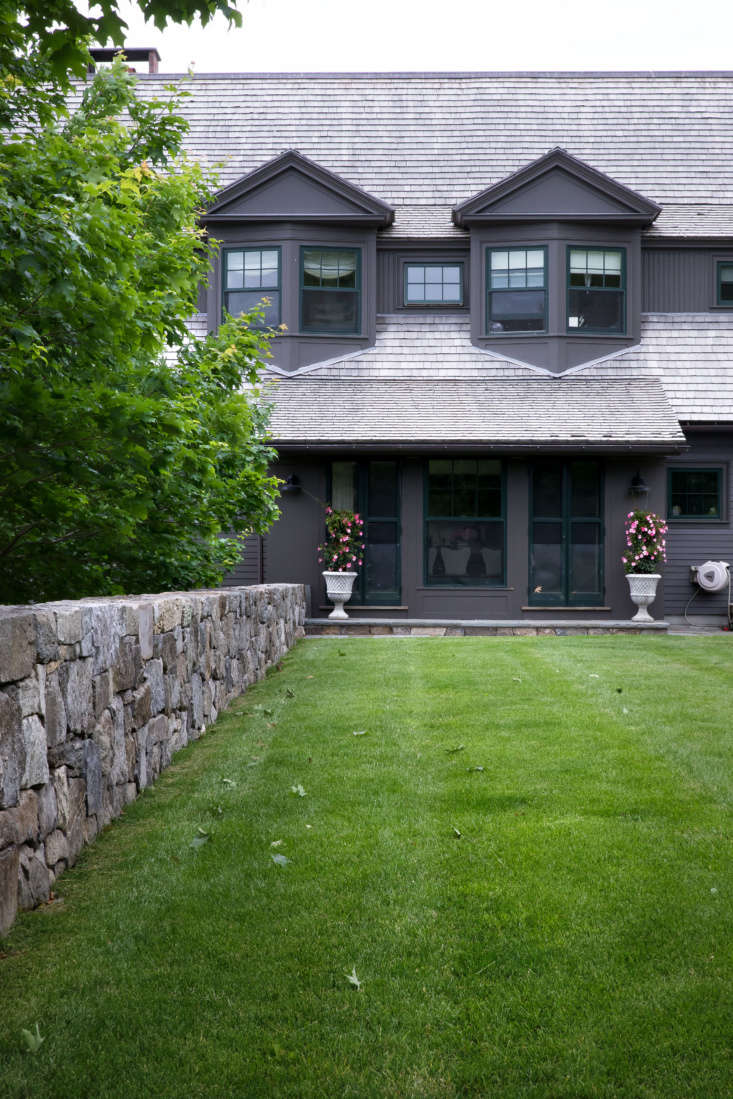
529, 460, 604, 606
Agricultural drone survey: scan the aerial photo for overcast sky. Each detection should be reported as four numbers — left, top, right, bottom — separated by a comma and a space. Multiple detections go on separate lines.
106, 0, 733, 74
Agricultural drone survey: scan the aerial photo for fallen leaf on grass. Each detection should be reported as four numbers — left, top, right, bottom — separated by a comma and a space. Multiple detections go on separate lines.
452, 826, 462, 838
220, 778, 236, 788
445, 744, 465, 754
290, 784, 307, 797
271, 839, 284, 847
345, 967, 362, 990
271, 853, 290, 867
589, 673, 600, 678
263, 708, 273, 717
21, 1024, 44, 1054
189, 829, 210, 850
285, 688, 296, 698
466, 766, 485, 773
352, 730, 368, 736
512, 677, 522, 683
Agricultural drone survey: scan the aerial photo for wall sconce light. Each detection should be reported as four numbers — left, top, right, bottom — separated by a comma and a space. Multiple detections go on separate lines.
629, 471, 649, 499
281, 474, 301, 496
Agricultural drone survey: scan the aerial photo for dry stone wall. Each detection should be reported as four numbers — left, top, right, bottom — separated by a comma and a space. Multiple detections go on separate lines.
0, 584, 306, 935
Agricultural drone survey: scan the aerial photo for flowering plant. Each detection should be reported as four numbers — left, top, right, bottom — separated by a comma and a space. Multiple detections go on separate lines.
317, 507, 365, 572
622, 510, 668, 574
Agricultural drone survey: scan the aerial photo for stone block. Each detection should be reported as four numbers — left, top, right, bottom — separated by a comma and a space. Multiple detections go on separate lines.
144, 658, 165, 715
44, 671, 67, 747
92, 669, 114, 718
44, 828, 68, 867
154, 598, 184, 634
191, 672, 203, 729
18, 844, 51, 910
155, 631, 177, 671
0, 610, 35, 684
15, 790, 39, 844
55, 606, 83, 645
84, 740, 103, 816
0, 845, 19, 935
138, 603, 154, 661
114, 637, 141, 693
38, 781, 58, 837
410, 627, 446, 637
59, 658, 93, 734
21, 716, 49, 788
92, 708, 114, 775
0, 808, 19, 850
133, 682, 151, 726
35, 611, 59, 664
18, 665, 45, 718
66, 778, 86, 864
136, 725, 149, 789
0, 690, 24, 809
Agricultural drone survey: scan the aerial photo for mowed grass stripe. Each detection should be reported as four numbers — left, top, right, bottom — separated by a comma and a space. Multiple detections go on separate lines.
0, 637, 730, 1098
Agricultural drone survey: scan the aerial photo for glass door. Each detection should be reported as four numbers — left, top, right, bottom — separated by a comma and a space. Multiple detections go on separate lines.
330, 460, 401, 605
529, 460, 603, 606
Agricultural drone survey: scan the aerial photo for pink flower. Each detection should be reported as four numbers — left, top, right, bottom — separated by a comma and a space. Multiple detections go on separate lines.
358, 559, 363, 565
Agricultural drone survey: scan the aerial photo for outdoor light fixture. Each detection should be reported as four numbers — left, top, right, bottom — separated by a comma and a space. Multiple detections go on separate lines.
629, 471, 649, 498
281, 474, 301, 496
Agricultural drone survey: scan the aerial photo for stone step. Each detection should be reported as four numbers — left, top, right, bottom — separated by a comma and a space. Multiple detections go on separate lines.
305, 618, 669, 637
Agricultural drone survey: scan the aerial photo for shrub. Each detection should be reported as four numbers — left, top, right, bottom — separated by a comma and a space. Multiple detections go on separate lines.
317, 508, 365, 573
622, 510, 668, 574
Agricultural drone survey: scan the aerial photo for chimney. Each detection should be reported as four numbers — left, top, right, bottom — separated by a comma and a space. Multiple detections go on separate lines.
88, 47, 161, 74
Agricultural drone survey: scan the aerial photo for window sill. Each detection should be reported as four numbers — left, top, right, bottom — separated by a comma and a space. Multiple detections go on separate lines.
522, 605, 611, 612
416, 585, 514, 592
297, 331, 366, 339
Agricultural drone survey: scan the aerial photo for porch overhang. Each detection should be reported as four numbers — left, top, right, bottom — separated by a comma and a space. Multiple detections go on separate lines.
265, 376, 687, 453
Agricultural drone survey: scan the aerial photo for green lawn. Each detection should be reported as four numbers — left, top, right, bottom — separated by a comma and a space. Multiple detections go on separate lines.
1, 637, 731, 1098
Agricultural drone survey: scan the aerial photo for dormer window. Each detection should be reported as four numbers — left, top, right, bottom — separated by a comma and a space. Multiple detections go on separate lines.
301, 247, 361, 334
567, 247, 625, 333
405, 264, 463, 304
487, 247, 547, 332
223, 247, 280, 327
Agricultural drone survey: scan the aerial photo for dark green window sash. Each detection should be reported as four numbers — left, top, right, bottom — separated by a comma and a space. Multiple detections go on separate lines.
222, 246, 281, 328
667, 467, 724, 521
486, 246, 547, 335
299, 247, 361, 335
423, 459, 506, 587
327, 461, 401, 605
566, 246, 626, 335
716, 261, 733, 307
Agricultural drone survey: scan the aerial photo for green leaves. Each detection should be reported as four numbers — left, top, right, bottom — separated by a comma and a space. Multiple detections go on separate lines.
189, 828, 210, 850
0, 62, 280, 604
289, 784, 307, 798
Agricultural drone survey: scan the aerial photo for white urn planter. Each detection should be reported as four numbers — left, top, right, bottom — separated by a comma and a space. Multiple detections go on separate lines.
626, 573, 661, 622
323, 570, 357, 619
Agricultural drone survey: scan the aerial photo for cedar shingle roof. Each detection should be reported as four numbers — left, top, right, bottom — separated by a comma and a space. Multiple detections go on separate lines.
265, 375, 685, 449
84, 71, 733, 240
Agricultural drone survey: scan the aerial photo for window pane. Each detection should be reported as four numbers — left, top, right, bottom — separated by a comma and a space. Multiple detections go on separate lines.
227, 251, 244, 271
364, 521, 399, 598
605, 251, 622, 274
368, 462, 399, 517
302, 289, 359, 333
719, 264, 733, 302
443, 266, 460, 284
568, 288, 623, 332
406, 283, 425, 302
533, 464, 563, 518
491, 251, 508, 271
531, 521, 564, 596
570, 522, 602, 595
225, 290, 279, 327
244, 251, 260, 271
490, 290, 545, 332
407, 266, 425, 283
669, 469, 721, 518
570, 460, 601, 517
427, 521, 503, 584
425, 267, 442, 284
443, 284, 461, 302
331, 462, 357, 511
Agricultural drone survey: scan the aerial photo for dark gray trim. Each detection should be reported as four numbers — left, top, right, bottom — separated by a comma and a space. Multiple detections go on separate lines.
129, 71, 733, 80
273, 441, 688, 455
204, 149, 393, 226
453, 147, 660, 228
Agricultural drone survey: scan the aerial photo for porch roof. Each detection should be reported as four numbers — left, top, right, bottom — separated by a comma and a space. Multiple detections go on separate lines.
265, 376, 685, 451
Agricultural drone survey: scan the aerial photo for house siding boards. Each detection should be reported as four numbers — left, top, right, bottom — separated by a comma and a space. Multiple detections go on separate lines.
111, 70, 733, 622
665, 431, 733, 618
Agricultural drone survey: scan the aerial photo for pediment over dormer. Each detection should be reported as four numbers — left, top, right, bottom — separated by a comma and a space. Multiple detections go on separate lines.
203, 150, 394, 227
453, 148, 660, 228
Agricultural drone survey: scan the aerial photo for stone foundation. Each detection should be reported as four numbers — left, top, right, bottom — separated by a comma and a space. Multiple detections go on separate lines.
0, 585, 306, 935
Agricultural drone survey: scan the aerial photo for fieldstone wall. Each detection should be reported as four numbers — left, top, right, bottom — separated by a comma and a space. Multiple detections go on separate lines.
0, 584, 306, 935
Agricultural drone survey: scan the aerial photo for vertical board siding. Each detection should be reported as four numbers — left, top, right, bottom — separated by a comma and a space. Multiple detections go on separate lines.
642, 249, 717, 312
666, 432, 733, 616
222, 534, 262, 587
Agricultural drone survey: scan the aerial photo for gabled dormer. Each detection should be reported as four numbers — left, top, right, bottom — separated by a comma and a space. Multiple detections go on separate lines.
454, 149, 661, 374
202, 151, 393, 373
204, 150, 394, 227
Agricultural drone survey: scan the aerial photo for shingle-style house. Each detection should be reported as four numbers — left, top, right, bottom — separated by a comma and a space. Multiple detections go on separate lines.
142, 70, 733, 624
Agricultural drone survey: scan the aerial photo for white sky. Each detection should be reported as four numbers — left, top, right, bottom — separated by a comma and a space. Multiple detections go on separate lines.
103, 0, 733, 74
